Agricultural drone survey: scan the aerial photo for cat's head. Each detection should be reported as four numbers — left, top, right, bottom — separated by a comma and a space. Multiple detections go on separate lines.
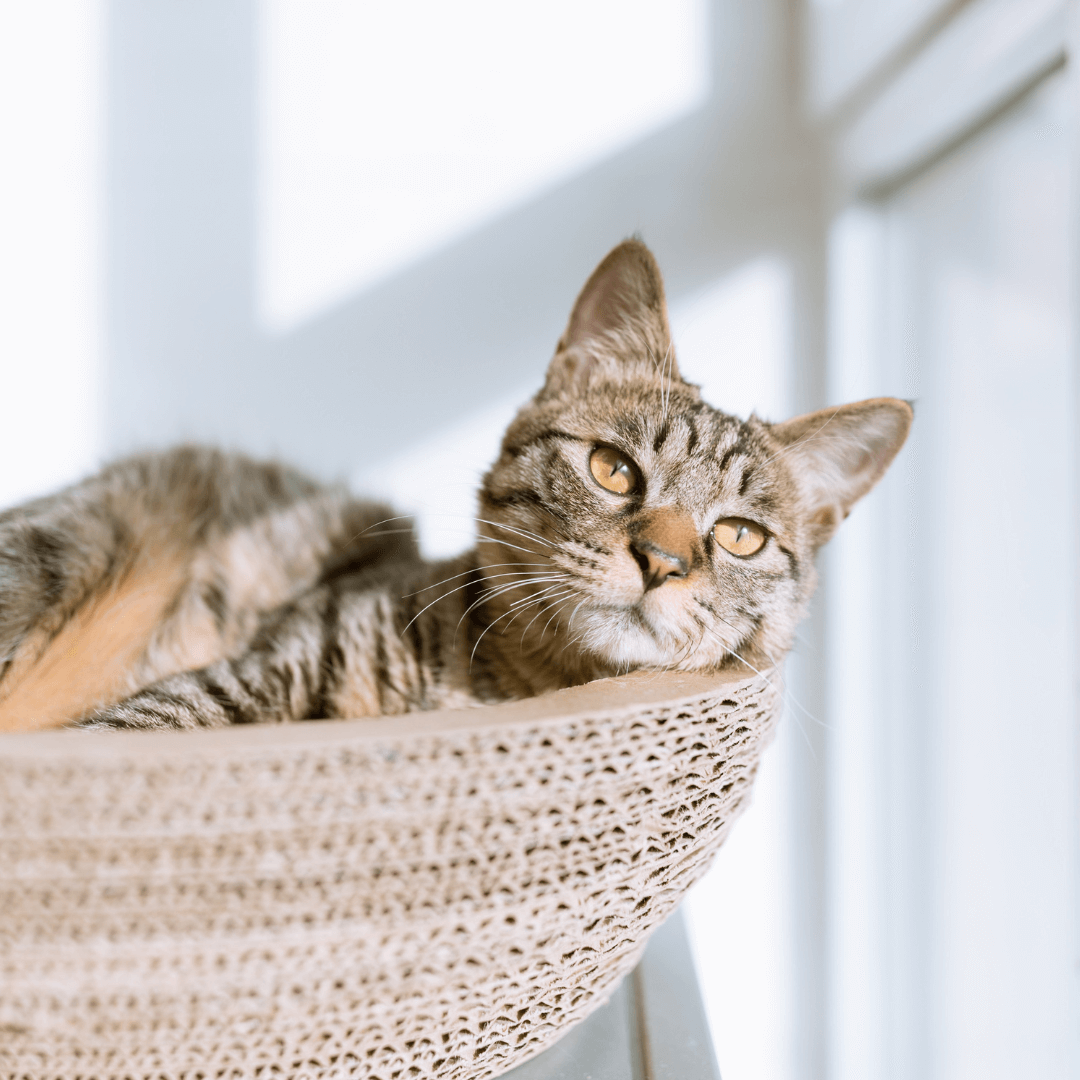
479, 240, 910, 677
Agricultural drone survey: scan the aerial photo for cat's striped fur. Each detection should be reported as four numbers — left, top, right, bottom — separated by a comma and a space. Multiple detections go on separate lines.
0, 241, 911, 732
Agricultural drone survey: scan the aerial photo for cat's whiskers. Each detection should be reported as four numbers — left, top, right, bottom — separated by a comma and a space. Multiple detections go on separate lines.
352, 515, 432, 547
509, 589, 577, 649
398, 581, 475, 636
501, 582, 571, 619
454, 574, 571, 643
468, 584, 573, 669
472, 517, 557, 550
662, 340, 677, 422
702, 609, 826, 729
518, 588, 576, 645
476, 537, 548, 558
428, 511, 561, 553
648, 339, 677, 424
754, 641, 830, 732
695, 621, 818, 755
554, 599, 591, 659
504, 578, 571, 607
357, 512, 556, 555
501, 586, 575, 639
404, 564, 549, 598
350, 527, 421, 538
669, 621, 704, 669
476, 574, 569, 608
357, 509, 554, 557
399, 571, 559, 637
356, 513, 414, 533
527, 588, 582, 649
539, 597, 573, 646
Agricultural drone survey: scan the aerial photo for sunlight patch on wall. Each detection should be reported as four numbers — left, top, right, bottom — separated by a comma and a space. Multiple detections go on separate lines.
258, 0, 709, 332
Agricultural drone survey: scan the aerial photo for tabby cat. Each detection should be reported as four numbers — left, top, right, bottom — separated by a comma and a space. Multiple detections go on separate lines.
0, 241, 910, 733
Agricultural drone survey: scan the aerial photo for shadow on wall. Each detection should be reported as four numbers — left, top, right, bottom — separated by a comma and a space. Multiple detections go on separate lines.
104, 0, 823, 480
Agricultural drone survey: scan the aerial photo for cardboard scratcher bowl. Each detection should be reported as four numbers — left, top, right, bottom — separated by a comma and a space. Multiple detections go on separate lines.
0, 666, 779, 1079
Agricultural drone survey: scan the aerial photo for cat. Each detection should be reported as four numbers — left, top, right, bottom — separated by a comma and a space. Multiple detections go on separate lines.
0, 240, 910, 733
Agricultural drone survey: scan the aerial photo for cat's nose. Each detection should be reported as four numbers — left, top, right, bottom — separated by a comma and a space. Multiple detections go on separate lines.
630, 539, 689, 591
629, 509, 696, 592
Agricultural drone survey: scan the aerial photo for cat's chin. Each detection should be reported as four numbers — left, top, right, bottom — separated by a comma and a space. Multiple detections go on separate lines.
570, 604, 715, 670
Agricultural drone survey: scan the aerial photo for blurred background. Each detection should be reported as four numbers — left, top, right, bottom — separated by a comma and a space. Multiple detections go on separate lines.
0, 1, 1076, 1077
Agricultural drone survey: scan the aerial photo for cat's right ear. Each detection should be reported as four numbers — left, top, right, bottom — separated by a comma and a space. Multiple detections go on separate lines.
541, 240, 677, 397
770, 397, 913, 547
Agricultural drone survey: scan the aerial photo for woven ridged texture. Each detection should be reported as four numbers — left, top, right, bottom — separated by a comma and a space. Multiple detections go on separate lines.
0, 668, 779, 1080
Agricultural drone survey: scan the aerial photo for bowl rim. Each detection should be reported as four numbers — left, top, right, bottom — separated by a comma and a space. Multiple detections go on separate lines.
0, 663, 767, 763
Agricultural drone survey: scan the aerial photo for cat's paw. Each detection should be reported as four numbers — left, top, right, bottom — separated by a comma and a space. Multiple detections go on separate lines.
74, 671, 229, 731
73, 706, 151, 731
74, 696, 186, 731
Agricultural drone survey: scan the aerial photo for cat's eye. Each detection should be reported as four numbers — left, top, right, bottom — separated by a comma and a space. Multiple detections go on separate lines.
714, 517, 766, 557
589, 447, 639, 495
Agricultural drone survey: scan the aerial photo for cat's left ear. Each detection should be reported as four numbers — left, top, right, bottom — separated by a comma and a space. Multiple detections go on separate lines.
770, 398, 913, 547
542, 239, 677, 396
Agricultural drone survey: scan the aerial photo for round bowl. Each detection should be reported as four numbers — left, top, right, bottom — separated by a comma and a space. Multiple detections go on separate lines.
0, 666, 778, 1079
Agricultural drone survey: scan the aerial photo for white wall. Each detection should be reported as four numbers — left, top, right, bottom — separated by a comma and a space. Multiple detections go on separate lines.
0, 1, 103, 508
825, 71, 1079, 1080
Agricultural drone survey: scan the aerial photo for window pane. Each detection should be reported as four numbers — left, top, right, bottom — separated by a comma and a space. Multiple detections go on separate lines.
828, 71, 1077, 1080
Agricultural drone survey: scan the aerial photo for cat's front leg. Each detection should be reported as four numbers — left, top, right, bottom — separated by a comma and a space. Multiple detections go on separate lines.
76, 636, 319, 729
75, 672, 226, 730
76, 582, 347, 729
